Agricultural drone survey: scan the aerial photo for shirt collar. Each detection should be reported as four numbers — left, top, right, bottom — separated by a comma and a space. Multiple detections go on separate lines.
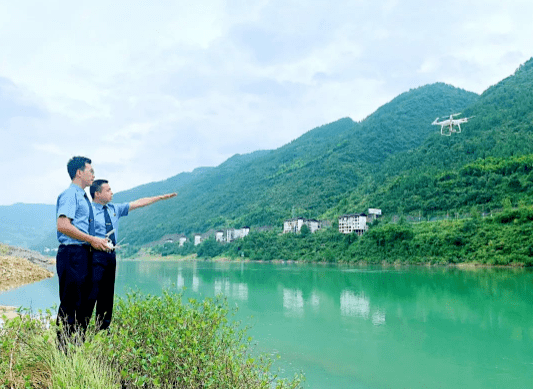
93, 202, 111, 210
69, 183, 87, 195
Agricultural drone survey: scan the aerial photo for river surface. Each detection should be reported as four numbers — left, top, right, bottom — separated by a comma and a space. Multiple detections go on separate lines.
1, 260, 532, 388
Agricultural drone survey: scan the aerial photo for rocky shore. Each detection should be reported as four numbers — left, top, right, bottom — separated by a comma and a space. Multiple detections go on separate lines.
0, 243, 54, 319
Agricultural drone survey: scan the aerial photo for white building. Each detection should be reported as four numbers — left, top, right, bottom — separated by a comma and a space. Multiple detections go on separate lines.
229, 227, 250, 241
179, 236, 187, 247
367, 208, 382, 223
194, 234, 202, 246
283, 217, 321, 234
216, 227, 251, 243
338, 213, 368, 235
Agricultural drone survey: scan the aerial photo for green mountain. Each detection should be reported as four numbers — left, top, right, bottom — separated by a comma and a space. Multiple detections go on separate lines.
335, 57, 533, 217
0, 203, 55, 248
113, 82, 478, 247
30, 57, 533, 255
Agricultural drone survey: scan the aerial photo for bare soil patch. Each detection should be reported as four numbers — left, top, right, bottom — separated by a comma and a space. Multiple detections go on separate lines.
0, 243, 54, 318
0, 254, 53, 292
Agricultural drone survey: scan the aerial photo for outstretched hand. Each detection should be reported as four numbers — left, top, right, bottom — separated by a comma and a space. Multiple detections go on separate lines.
161, 193, 177, 200
129, 192, 177, 211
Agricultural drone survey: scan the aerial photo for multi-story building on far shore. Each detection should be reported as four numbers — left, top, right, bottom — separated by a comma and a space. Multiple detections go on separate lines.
367, 208, 382, 223
338, 213, 368, 235
283, 217, 321, 234
194, 234, 202, 246
215, 227, 251, 243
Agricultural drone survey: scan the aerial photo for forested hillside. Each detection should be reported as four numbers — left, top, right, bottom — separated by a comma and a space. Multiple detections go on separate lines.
0, 203, 55, 248
331, 57, 533, 218
111, 82, 478, 247
30, 57, 533, 257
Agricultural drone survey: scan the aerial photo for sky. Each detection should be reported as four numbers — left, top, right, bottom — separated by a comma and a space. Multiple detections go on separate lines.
1, 0, 532, 206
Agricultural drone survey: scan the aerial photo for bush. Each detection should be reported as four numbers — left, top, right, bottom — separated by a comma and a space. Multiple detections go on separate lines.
0, 292, 304, 389
1, 308, 121, 388
196, 239, 225, 258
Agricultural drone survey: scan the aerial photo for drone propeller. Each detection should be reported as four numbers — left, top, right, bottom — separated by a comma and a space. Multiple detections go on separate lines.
113, 238, 128, 250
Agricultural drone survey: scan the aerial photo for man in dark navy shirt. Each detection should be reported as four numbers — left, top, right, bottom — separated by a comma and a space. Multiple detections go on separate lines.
88, 179, 176, 330
55, 156, 109, 346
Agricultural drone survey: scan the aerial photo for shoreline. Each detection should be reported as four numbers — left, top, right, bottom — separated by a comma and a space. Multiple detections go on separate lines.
3, 250, 529, 320
120, 253, 531, 270
1, 243, 55, 320
0, 305, 18, 320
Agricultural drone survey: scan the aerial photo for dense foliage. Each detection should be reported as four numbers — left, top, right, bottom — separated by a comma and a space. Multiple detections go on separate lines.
154, 205, 533, 267
334, 153, 533, 217
0, 292, 303, 388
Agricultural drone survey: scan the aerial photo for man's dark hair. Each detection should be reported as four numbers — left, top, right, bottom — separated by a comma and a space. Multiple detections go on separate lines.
90, 179, 109, 200
67, 156, 92, 180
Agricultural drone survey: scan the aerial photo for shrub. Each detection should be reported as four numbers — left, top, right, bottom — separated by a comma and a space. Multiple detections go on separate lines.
0, 292, 304, 389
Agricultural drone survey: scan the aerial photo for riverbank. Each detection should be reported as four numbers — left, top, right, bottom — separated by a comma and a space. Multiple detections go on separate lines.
144, 208, 533, 266
0, 243, 54, 292
126, 251, 524, 269
0, 243, 54, 319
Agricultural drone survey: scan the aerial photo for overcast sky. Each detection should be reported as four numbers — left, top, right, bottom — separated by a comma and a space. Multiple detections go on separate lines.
1, 0, 532, 206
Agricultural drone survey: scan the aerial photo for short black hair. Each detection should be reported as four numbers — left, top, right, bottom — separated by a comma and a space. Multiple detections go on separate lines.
90, 179, 109, 199
67, 156, 92, 180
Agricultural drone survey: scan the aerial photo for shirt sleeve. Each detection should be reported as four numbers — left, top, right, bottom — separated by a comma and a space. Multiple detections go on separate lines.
57, 190, 77, 220
117, 203, 130, 218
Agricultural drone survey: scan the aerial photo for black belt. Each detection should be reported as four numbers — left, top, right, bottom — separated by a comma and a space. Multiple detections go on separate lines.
59, 243, 92, 252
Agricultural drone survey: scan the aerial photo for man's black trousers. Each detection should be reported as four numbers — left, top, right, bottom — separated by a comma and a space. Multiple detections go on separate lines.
87, 250, 117, 331
56, 244, 93, 340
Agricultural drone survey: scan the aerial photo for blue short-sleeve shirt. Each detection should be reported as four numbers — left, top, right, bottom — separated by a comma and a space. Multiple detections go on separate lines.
56, 183, 93, 245
92, 202, 130, 243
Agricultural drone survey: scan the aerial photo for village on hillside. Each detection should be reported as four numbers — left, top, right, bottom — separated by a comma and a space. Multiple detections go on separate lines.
155, 208, 382, 247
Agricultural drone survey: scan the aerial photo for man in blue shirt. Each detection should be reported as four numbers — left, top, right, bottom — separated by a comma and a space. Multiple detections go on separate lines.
88, 179, 177, 330
56, 157, 109, 346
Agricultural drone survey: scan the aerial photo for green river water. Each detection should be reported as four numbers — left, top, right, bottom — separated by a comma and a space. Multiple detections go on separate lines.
1, 260, 532, 388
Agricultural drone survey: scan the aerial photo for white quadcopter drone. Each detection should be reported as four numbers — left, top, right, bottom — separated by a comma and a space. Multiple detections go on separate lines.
105, 229, 126, 250
432, 113, 474, 136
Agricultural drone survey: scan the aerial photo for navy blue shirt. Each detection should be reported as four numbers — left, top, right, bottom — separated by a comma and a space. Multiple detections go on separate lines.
92, 202, 129, 243
56, 183, 93, 245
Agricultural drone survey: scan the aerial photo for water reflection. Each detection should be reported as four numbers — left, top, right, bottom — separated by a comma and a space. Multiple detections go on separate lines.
214, 279, 229, 295
233, 283, 248, 301
310, 291, 320, 312
177, 271, 184, 289
283, 288, 304, 317
340, 290, 370, 319
340, 289, 386, 326
371, 310, 386, 326
192, 275, 200, 292
214, 279, 248, 301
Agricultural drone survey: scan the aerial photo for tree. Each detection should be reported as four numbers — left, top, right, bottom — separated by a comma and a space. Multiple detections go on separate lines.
300, 224, 310, 237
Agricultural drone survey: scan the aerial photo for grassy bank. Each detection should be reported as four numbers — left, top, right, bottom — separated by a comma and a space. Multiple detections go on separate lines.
1, 291, 303, 389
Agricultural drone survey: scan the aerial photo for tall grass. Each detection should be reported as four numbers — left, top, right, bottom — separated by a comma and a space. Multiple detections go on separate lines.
0, 292, 303, 388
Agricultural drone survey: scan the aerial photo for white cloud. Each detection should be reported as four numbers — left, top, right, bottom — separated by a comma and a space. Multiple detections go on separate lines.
1, 0, 533, 205
32, 143, 64, 156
